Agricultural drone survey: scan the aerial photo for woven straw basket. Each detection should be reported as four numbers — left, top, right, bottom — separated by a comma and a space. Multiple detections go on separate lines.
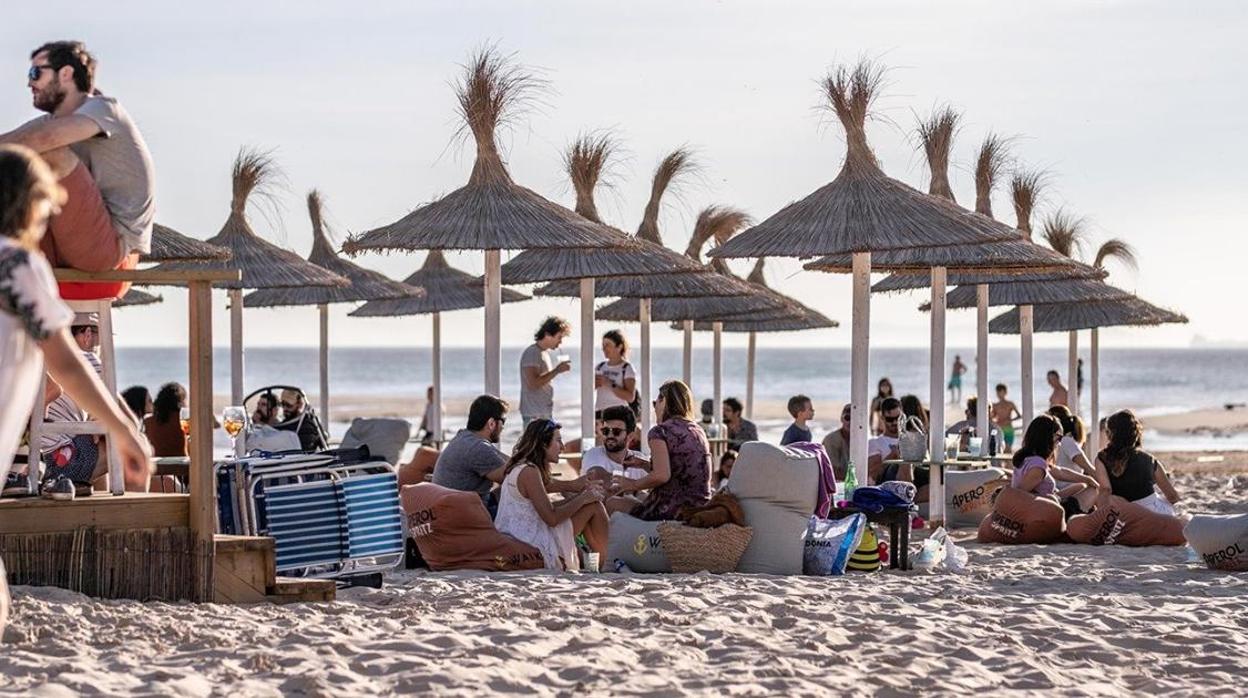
656, 523, 753, 574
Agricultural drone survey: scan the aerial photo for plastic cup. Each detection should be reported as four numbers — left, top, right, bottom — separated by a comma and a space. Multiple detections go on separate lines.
968, 437, 983, 457
583, 552, 600, 572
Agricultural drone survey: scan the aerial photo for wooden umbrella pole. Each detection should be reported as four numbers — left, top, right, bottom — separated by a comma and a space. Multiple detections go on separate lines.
580, 278, 596, 447
1089, 328, 1100, 457
484, 250, 502, 396
713, 322, 723, 434
929, 267, 947, 526
850, 252, 871, 485
639, 299, 652, 454
1020, 305, 1035, 426
682, 320, 693, 389
745, 331, 757, 421
1067, 330, 1079, 415
229, 288, 244, 405
188, 280, 216, 601
432, 312, 443, 443
976, 284, 990, 445
318, 303, 330, 424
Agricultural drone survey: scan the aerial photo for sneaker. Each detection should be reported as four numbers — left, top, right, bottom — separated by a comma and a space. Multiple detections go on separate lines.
41, 476, 75, 502
2, 473, 31, 498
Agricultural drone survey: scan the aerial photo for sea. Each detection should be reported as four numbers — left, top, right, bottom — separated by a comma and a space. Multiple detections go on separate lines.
116, 346, 1248, 452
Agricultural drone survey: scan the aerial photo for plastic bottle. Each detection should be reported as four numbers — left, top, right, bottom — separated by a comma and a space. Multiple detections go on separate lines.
842, 460, 858, 504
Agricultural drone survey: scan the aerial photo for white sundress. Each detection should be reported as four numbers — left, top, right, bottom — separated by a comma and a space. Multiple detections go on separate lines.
494, 464, 579, 571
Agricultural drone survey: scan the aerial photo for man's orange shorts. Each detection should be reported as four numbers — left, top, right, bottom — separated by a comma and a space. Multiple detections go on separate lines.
39, 162, 137, 300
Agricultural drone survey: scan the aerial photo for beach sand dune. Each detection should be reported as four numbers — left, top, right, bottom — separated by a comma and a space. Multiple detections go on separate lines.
1, 471, 1245, 695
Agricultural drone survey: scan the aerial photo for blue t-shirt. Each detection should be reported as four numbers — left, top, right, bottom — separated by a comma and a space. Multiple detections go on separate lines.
780, 423, 813, 446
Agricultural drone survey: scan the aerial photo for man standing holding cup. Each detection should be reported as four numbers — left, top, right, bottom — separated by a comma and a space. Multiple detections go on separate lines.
519, 316, 572, 427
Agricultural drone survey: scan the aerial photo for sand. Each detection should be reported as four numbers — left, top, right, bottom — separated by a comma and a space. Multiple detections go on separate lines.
2, 462, 1246, 694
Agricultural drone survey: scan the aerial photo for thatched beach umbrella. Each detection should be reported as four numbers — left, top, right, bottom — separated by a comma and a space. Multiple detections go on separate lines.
242, 191, 424, 422
351, 251, 530, 443
342, 48, 618, 396
708, 62, 1017, 484
148, 149, 350, 405
142, 223, 232, 263
990, 296, 1187, 453
113, 288, 163, 308
499, 134, 705, 442
677, 258, 838, 420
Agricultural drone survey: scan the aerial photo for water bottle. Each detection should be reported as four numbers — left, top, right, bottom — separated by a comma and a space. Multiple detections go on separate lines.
988, 427, 1000, 456
842, 460, 858, 504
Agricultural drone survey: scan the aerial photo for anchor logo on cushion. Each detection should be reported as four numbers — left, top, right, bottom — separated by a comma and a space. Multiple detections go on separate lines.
634, 534, 648, 555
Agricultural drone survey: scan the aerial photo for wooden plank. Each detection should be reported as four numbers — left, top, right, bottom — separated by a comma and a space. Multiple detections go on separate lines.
0, 494, 189, 534
54, 268, 240, 284
269, 577, 336, 604
188, 280, 216, 602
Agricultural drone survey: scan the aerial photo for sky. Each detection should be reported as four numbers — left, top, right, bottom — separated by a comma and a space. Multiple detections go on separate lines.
4, 1, 1245, 350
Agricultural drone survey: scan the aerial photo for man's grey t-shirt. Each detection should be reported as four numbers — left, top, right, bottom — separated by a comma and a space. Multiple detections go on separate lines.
69, 95, 156, 255
519, 342, 554, 419
431, 429, 507, 504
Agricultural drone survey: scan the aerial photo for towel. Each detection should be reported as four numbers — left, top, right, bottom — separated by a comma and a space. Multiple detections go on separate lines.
785, 441, 837, 518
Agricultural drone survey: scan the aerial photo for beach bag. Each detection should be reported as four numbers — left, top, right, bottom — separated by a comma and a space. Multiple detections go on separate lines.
400, 483, 544, 572
846, 525, 881, 572
803, 513, 866, 576
341, 417, 412, 466
1066, 495, 1185, 547
944, 468, 1009, 528
657, 522, 753, 574
976, 487, 1065, 544
607, 513, 671, 573
730, 442, 821, 574
1184, 514, 1248, 570
897, 415, 927, 462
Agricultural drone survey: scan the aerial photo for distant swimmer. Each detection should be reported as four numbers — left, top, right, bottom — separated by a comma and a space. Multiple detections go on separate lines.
948, 355, 967, 404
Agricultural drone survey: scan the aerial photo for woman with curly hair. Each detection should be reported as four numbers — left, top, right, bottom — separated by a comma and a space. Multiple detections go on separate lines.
1094, 409, 1180, 515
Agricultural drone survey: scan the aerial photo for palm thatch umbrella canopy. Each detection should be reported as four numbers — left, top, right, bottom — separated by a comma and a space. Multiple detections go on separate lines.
706, 61, 1020, 485
935, 277, 1133, 309
147, 149, 350, 406
351, 251, 530, 443
341, 48, 620, 396
991, 295, 1187, 454
143, 223, 231, 263
676, 258, 838, 419
241, 191, 424, 422
113, 288, 162, 308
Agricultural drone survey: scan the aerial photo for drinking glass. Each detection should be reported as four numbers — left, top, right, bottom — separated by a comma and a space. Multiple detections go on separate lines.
223, 406, 247, 452
179, 407, 191, 437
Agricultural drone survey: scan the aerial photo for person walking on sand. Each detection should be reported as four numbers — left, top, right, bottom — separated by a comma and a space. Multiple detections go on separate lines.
1047, 370, 1069, 409
870, 377, 894, 433
948, 356, 967, 405
992, 384, 1021, 453
519, 316, 571, 427
1, 41, 155, 301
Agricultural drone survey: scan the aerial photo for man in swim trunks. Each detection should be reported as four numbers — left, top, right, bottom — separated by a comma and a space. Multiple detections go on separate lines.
948, 355, 966, 404
991, 383, 1021, 453
1, 40, 155, 300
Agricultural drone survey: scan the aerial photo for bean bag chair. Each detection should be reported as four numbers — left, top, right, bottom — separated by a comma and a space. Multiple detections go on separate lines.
607, 513, 671, 573
1185, 514, 1248, 570
399, 446, 440, 489
945, 468, 1009, 528
400, 483, 544, 572
728, 442, 820, 574
1066, 495, 1185, 546
977, 487, 1066, 544
340, 417, 412, 466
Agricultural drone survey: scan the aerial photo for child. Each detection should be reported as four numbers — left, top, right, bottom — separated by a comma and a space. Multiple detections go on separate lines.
714, 449, 737, 492
991, 383, 1021, 453
0, 145, 151, 495
1011, 414, 1098, 517
780, 394, 814, 445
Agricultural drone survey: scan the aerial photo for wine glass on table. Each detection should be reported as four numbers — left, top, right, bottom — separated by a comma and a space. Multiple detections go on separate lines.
223, 406, 247, 454
179, 407, 191, 437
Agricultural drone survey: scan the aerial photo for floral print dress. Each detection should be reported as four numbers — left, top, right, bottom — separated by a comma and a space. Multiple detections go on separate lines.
632, 418, 712, 521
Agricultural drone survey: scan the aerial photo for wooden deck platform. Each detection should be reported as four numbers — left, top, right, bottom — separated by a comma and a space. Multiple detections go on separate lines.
0, 493, 190, 535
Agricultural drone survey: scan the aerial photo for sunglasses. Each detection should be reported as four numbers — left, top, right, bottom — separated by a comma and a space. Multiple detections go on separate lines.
27, 64, 54, 82
539, 419, 561, 435
280, 401, 297, 410
600, 427, 627, 437
882, 413, 902, 423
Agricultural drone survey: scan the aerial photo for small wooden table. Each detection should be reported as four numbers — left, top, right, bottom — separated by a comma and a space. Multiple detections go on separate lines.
827, 505, 912, 570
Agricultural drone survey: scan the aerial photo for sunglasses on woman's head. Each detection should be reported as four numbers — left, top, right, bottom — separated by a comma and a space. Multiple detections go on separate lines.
541, 419, 561, 435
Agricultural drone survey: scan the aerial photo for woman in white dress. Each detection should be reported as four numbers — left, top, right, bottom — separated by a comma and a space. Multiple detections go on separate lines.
495, 419, 609, 571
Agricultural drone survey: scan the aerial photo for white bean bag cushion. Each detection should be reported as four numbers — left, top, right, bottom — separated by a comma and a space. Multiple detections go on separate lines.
1184, 514, 1248, 570
945, 468, 1009, 528
341, 417, 412, 465
607, 513, 671, 573
727, 442, 820, 574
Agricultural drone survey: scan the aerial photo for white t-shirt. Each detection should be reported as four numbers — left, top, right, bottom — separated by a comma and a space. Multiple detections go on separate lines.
41, 349, 103, 453
581, 446, 648, 480
0, 240, 73, 480
868, 435, 900, 461
594, 360, 636, 411
1056, 436, 1085, 471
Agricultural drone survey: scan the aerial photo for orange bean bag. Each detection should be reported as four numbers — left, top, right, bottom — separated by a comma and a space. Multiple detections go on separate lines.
1066, 495, 1185, 546
399, 446, 440, 489
977, 487, 1066, 544
400, 483, 544, 572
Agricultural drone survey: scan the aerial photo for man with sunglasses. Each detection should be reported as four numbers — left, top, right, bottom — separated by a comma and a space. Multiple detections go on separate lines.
820, 403, 852, 481
872, 396, 932, 502
581, 406, 650, 512
0, 40, 154, 300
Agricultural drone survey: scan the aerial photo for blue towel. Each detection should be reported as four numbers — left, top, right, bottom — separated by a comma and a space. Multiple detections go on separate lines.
851, 485, 913, 513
